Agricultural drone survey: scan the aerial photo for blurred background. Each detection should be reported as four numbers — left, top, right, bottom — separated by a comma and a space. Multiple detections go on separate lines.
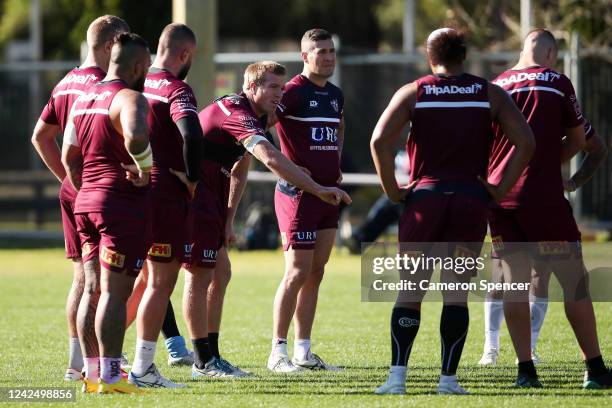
0, 0, 609, 249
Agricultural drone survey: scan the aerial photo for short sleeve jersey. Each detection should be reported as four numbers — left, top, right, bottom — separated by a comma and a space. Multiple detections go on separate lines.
275, 75, 344, 186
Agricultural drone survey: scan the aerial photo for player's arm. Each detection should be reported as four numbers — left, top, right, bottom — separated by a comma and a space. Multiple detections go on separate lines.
370, 82, 418, 203
565, 128, 608, 191
112, 89, 151, 186
173, 114, 204, 196
243, 135, 351, 206
60, 115, 83, 190
560, 124, 586, 163
225, 154, 251, 247
31, 119, 65, 182
485, 83, 536, 201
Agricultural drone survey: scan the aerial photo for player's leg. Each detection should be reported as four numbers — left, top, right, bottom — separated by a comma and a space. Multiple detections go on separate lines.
293, 228, 337, 369
65, 260, 85, 380
125, 265, 147, 329
162, 300, 193, 366
129, 258, 183, 388
269, 247, 314, 372
205, 247, 248, 376
479, 259, 504, 366
529, 261, 551, 363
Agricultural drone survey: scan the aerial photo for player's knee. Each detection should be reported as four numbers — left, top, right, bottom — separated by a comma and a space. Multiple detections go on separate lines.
283, 269, 309, 290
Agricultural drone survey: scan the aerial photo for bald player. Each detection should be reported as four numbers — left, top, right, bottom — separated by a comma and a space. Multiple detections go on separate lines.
32, 15, 129, 382
125, 23, 202, 388
62, 32, 151, 394
267, 28, 346, 373
486, 28, 612, 389
479, 120, 607, 367
371, 28, 534, 395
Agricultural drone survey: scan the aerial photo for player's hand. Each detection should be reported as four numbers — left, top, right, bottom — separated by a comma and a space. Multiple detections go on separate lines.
121, 163, 150, 187
169, 168, 198, 199
563, 178, 577, 192
224, 221, 237, 248
316, 186, 352, 206
478, 175, 505, 202
389, 179, 418, 203
337, 172, 343, 184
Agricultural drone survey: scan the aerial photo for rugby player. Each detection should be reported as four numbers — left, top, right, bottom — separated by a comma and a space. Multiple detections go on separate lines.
173, 60, 350, 378
267, 28, 347, 373
486, 28, 612, 389
125, 23, 202, 388
371, 28, 535, 395
61, 32, 152, 394
479, 121, 607, 366
31, 15, 129, 382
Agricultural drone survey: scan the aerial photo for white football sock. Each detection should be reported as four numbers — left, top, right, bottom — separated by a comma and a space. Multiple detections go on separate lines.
484, 299, 504, 351
68, 337, 83, 371
84, 357, 99, 381
272, 338, 288, 357
529, 295, 548, 351
131, 339, 157, 376
294, 338, 311, 361
389, 365, 407, 383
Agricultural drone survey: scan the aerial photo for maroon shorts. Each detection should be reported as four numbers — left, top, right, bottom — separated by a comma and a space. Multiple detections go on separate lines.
182, 173, 229, 269
274, 182, 340, 251
399, 191, 488, 243
60, 196, 81, 260
76, 209, 150, 276
489, 201, 582, 257
147, 197, 189, 263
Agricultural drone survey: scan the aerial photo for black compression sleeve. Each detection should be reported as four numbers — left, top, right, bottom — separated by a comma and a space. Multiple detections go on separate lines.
176, 115, 204, 182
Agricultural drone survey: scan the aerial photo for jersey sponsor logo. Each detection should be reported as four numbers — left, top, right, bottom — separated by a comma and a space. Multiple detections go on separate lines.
148, 243, 172, 258
101, 246, 126, 268
310, 126, 338, 143
58, 73, 99, 87
491, 236, 504, 252
422, 83, 483, 95
184, 244, 193, 255
398, 317, 419, 327
144, 78, 171, 89
202, 249, 218, 260
537, 241, 571, 255
309, 100, 318, 108
493, 71, 561, 87
314, 91, 328, 95
330, 99, 339, 113
77, 90, 112, 103
294, 231, 316, 241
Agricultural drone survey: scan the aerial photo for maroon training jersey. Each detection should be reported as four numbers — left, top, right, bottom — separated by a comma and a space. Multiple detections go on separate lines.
71, 80, 148, 213
198, 93, 266, 174
144, 69, 198, 199
39, 66, 105, 202
488, 67, 584, 208
275, 75, 344, 186
407, 73, 493, 186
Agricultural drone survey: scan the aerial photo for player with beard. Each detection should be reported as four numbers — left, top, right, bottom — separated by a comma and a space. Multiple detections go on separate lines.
371, 28, 534, 394
32, 15, 129, 383
172, 61, 350, 378
125, 23, 203, 388
62, 33, 151, 394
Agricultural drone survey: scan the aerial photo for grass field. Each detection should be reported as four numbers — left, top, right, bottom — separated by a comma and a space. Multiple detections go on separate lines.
0, 244, 611, 407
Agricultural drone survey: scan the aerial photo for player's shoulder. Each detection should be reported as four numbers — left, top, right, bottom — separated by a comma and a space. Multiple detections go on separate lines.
144, 70, 186, 95
54, 66, 104, 92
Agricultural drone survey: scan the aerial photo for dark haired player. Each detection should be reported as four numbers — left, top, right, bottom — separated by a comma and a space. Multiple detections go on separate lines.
486, 28, 612, 389
268, 28, 347, 373
371, 28, 534, 395
31, 15, 129, 383
62, 33, 151, 394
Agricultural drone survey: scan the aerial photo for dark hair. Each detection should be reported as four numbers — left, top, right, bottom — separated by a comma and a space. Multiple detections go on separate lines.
426, 29, 466, 66
302, 28, 332, 43
114, 32, 149, 50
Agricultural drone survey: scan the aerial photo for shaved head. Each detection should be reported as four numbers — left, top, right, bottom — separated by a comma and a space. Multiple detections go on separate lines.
157, 23, 196, 55
86, 15, 130, 50
521, 28, 558, 68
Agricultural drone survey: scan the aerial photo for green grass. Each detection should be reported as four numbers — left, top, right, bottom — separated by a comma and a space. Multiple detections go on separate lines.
0, 245, 611, 407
